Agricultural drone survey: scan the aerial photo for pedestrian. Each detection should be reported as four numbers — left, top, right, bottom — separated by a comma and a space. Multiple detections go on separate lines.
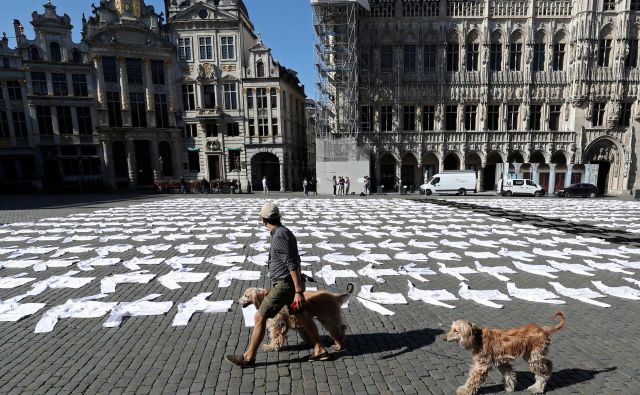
364, 176, 370, 196
225, 203, 329, 366
262, 176, 269, 196
311, 177, 318, 195
180, 177, 188, 194
345, 177, 350, 195
339, 176, 345, 195
332, 175, 337, 196
303, 178, 309, 196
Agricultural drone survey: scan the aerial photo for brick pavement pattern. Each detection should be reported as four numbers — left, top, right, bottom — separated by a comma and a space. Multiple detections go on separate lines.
0, 194, 639, 395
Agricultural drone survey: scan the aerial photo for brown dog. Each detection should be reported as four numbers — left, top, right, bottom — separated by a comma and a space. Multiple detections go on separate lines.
445, 311, 566, 395
238, 286, 352, 352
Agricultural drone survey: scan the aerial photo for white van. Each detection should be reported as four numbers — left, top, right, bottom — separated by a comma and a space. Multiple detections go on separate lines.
497, 178, 545, 197
420, 171, 477, 196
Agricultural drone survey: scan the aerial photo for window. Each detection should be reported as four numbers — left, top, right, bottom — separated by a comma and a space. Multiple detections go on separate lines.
246, 89, 253, 109
381, 45, 393, 73
154, 94, 169, 128
256, 61, 265, 77
423, 44, 437, 73
361, 106, 373, 132
7, 81, 21, 101
106, 92, 123, 127
603, 0, 615, 10
102, 57, 118, 83
270, 88, 278, 108
513, 180, 525, 186
403, 106, 416, 131
446, 43, 459, 72
36, 106, 53, 135
256, 88, 267, 109
490, 44, 502, 71
203, 85, 216, 109
31, 72, 48, 96
30, 47, 41, 61
188, 151, 200, 172
229, 150, 241, 171
552, 44, 565, 71
185, 124, 198, 138
182, 84, 196, 111
199, 37, 213, 60
52, 73, 68, 96
248, 119, 255, 136
205, 123, 218, 137
626, 40, 639, 68
509, 43, 522, 71
530, 104, 542, 130
130, 93, 147, 128
72, 74, 88, 97
258, 118, 268, 136
598, 39, 612, 67
533, 43, 545, 71
488, 104, 500, 130
272, 118, 278, 135
632, 0, 640, 11
550, 104, 562, 130
360, 48, 370, 72
50, 42, 62, 62
404, 45, 416, 73
466, 43, 479, 71
464, 105, 477, 130
151, 60, 165, 84
0, 112, 8, 137
620, 102, 632, 127
221, 36, 235, 60
1, 58, 9, 68
77, 107, 93, 135
223, 83, 237, 110
380, 105, 393, 132
526, 180, 536, 186
422, 106, 435, 130
179, 38, 192, 61
445, 105, 457, 130
12, 112, 27, 138
506, 105, 519, 130
593, 103, 606, 126
126, 59, 143, 84
72, 49, 82, 63
227, 122, 240, 137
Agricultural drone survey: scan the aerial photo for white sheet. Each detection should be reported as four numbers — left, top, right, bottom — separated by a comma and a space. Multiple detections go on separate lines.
103, 294, 173, 328
172, 293, 233, 326
458, 282, 511, 309
215, 267, 261, 288
407, 281, 457, 309
506, 282, 565, 304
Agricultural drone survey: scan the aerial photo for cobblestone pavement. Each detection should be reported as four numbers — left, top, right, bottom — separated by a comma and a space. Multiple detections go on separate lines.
0, 194, 639, 395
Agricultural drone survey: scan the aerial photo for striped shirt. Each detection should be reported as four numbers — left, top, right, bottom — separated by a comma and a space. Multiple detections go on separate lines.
268, 226, 301, 280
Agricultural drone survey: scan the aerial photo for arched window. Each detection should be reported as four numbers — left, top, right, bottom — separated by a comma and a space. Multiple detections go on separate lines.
552, 32, 567, 71
533, 31, 546, 72
446, 33, 460, 72
30, 47, 41, 61
71, 49, 82, 63
465, 31, 480, 71
509, 31, 524, 71
598, 26, 614, 67
256, 61, 265, 78
50, 42, 62, 62
490, 31, 504, 71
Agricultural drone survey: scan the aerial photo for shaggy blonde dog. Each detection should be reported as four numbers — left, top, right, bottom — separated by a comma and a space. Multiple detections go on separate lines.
238, 285, 352, 352
445, 311, 566, 395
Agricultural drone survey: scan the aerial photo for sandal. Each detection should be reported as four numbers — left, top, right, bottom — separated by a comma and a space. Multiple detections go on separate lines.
225, 355, 255, 367
308, 351, 330, 361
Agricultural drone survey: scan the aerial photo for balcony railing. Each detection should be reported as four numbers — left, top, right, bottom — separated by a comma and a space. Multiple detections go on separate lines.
0, 137, 30, 147
583, 128, 627, 146
36, 134, 99, 145
447, 1, 484, 17
362, 130, 576, 147
534, 0, 572, 17
490, 0, 529, 17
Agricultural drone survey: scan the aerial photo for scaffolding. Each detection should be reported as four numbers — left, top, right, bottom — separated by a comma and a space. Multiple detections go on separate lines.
311, 0, 367, 145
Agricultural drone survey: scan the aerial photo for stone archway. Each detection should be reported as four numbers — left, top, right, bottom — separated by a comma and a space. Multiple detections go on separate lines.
483, 151, 503, 190
443, 152, 461, 170
380, 153, 397, 192
251, 152, 280, 191
421, 151, 440, 184
585, 139, 621, 195
401, 153, 419, 190
551, 151, 568, 192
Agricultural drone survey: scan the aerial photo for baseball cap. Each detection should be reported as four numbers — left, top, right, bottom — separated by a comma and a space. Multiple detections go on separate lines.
259, 202, 281, 219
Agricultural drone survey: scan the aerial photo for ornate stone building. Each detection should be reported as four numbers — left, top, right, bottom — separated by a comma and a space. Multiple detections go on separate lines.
84, 0, 181, 189
166, 0, 308, 191
353, 0, 640, 195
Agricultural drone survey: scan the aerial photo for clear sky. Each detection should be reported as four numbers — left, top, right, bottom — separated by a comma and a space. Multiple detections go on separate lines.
1, 0, 316, 97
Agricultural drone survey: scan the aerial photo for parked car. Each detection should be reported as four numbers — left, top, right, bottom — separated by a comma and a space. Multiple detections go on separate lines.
497, 178, 545, 197
556, 183, 599, 198
420, 171, 477, 196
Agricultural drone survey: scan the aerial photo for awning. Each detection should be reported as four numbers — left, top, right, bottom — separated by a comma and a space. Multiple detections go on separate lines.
187, 147, 199, 152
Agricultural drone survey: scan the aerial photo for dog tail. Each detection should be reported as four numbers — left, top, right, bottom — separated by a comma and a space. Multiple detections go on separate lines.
544, 311, 566, 334
337, 283, 355, 304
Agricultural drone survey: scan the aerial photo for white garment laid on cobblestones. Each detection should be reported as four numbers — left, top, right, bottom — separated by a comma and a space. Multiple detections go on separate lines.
26, 270, 95, 296
35, 294, 117, 333
103, 294, 173, 328
397, 263, 436, 282
437, 263, 477, 281
583, 260, 635, 275
591, 281, 640, 300
122, 256, 165, 271
215, 266, 261, 288
428, 251, 461, 261
0, 291, 46, 322
96, 244, 133, 257
407, 281, 458, 309
158, 269, 209, 290
172, 293, 233, 326
458, 282, 511, 309
0, 272, 37, 289
547, 260, 595, 276
512, 261, 559, 278
242, 304, 257, 327
77, 257, 121, 271
100, 270, 156, 294
315, 265, 358, 285
474, 261, 516, 282
506, 282, 565, 304
549, 282, 610, 308
358, 285, 407, 305
624, 277, 640, 287
358, 264, 399, 284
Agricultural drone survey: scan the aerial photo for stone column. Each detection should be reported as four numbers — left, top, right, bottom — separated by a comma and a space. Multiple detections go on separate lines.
165, 59, 177, 127
172, 138, 182, 178
502, 161, 509, 179
117, 57, 130, 111
478, 163, 485, 192
565, 163, 573, 187
143, 59, 155, 125
375, 157, 382, 192
531, 163, 540, 184
548, 163, 557, 195
150, 140, 160, 181
101, 140, 116, 188
279, 155, 286, 192
396, 159, 402, 193
93, 55, 106, 109
126, 139, 137, 187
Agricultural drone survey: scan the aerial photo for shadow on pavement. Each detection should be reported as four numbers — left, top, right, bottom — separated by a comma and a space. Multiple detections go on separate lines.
424, 199, 640, 245
344, 328, 445, 359
0, 192, 160, 211
478, 367, 617, 394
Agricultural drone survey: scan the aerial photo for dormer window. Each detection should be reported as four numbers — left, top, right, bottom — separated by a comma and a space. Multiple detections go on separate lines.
50, 42, 62, 62
256, 61, 265, 78
30, 47, 41, 61
71, 49, 82, 63
199, 9, 209, 19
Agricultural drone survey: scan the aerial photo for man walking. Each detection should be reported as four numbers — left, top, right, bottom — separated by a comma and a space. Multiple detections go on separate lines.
225, 203, 329, 366
262, 176, 269, 195
303, 178, 309, 196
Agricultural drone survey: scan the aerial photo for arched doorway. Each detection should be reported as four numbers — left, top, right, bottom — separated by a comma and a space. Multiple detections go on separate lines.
421, 151, 439, 184
465, 152, 482, 191
251, 152, 280, 191
550, 151, 567, 192
529, 150, 547, 190
112, 141, 129, 188
380, 154, 397, 191
401, 153, 418, 190
586, 139, 620, 195
443, 152, 460, 170
483, 151, 503, 190
159, 141, 174, 177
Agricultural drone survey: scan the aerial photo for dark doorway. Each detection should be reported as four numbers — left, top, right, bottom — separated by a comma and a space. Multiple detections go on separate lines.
159, 142, 173, 177
208, 155, 221, 180
135, 140, 153, 185
42, 159, 61, 190
251, 152, 280, 191
443, 154, 460, 170
113, 141, 128, 179
592, 160, 610, 195
380, 154, 397, 191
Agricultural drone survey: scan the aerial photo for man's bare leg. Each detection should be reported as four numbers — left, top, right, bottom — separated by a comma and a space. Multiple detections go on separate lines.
244, 312, 267, 361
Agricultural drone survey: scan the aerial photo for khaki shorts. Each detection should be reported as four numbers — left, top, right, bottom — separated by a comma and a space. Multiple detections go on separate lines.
258, 278, 295, 319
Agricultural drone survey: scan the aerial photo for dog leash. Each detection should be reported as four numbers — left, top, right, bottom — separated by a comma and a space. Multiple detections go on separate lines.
302, 274, 395, 305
